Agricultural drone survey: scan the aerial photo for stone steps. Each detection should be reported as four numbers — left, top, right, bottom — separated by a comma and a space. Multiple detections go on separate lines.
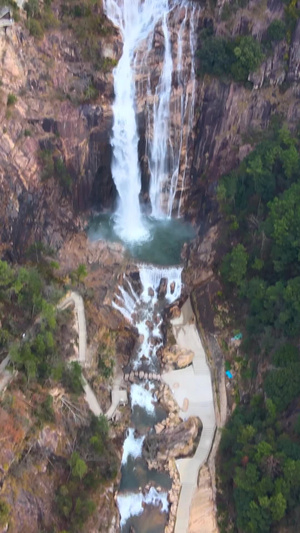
124, 370, 162, 382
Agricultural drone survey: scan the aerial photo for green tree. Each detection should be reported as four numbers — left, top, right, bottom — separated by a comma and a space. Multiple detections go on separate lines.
270, 492, 287, 522
198, 36, 234, 77
221, 244, 248, 287
231, 36, 263, 82
69, 451, 87, 480
76, 263, 87, 283
268, 182, 300, 275
63, 361, 83, 394
267, 19, 286, 42
24, 0, 39, 18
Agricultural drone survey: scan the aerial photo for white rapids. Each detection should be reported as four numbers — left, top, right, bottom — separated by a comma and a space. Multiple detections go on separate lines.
117, 486, 169, 528
113, 265, 182, 369
113, 265, 182, 529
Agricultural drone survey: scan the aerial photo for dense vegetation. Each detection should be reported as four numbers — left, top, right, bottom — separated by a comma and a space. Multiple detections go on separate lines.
217, 123, 300, 531
0, 248, 119, 531
198, 0, 300, 85
56, 414, 118, 532
198, 29, 263, 83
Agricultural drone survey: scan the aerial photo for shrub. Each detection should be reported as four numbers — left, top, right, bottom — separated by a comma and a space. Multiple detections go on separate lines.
7, 93, 17, 106
27, 18, 44, 39
0, 500, 10, 527
272, 344, 299, 367
221, 244, 248, 287
267, 19, 286, 42
198, 34, 263, 83
231, 36, 263, 82
39, 149, 54, 181
24, 0, 40, 19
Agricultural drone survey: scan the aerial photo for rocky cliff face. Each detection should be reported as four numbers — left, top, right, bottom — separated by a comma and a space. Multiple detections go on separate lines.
183, 0, 300, 224
1, 0, 300, 262
0, 10, 120, 256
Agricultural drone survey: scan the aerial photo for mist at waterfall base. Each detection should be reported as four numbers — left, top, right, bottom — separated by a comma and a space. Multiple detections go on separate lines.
88, 213, 195, 265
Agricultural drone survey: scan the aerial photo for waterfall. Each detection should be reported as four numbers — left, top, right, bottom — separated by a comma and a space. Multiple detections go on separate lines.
104, 0, 199, 237
104, 0, 170, 241
148, 12, 173, 218
177, 4, 198, 216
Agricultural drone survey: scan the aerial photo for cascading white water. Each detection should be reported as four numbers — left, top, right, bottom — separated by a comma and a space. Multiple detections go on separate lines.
146, 2, 199, 217
113, 265, 182, 369
104, 0, 199, 235
112, 265, 182, 529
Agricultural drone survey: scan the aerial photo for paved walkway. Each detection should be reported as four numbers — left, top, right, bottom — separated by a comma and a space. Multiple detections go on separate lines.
58, 291, 127, 419
162, 298, 216, 533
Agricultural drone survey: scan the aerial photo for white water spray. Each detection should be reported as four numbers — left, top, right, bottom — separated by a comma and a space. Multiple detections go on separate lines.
113, 265, 182, 369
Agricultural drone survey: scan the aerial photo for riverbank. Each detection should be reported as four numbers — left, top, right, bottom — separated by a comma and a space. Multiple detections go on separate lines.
162, 297, 226, 533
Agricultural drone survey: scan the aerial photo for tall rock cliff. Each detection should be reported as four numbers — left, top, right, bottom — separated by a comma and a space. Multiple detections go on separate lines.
1, 0, 299, 260
0, 3, 120, 256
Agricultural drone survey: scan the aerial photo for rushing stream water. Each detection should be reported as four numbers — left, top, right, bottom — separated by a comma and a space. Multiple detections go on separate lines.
113, 267, 182, 531
96, 0, 199, 530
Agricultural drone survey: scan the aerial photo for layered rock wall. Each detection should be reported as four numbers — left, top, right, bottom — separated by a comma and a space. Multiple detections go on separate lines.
0, 14, 120, 255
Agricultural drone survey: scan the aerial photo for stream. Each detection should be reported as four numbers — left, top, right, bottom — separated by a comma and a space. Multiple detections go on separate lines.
93, 0, 200, 530
113, 266, 183, 532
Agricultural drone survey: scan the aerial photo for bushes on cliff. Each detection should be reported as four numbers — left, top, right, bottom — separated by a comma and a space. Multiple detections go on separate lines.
198, 33, 263, 83
218, 125, 300, 338
0, 500, 10, 527
39, 147, 72, 192
56, 414, 117, 530
266, 19, 286, 43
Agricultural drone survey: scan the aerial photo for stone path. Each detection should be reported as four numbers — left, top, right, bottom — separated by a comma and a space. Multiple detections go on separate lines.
188, 465, 218, 533
162, 298, 216, 533
58, 291, 127, 419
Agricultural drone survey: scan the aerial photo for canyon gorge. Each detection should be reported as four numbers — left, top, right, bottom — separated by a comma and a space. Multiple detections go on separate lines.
1, 0, 300, 532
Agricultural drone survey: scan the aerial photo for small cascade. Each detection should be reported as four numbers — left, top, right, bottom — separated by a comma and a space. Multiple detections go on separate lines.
113, 265, 182, 530
113, 265, 182, 370
149, 12, 173, 218
177, 3, 198, 216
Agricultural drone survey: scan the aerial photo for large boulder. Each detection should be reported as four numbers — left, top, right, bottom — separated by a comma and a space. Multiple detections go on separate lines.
143, 416, 201, 465
162, 344, 194, 369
